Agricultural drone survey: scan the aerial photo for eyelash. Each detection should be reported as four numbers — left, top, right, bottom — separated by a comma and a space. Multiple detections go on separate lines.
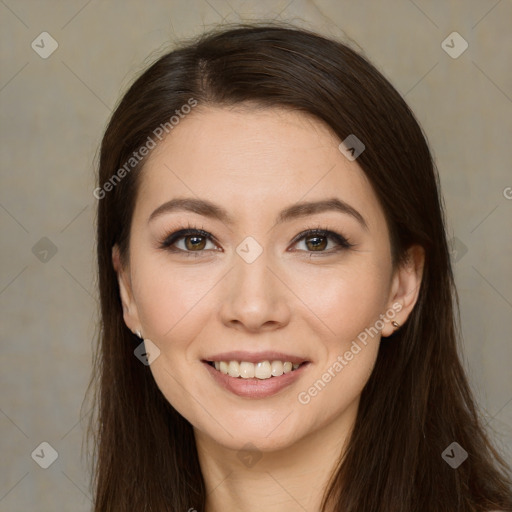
158, 222, 354, 257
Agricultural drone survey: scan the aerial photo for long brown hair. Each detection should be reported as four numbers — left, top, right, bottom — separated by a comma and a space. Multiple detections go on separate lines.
86, 23, 512, 511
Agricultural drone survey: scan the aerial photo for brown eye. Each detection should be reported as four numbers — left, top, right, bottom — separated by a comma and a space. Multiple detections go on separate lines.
160, 228, 218, 254
304, 235, 328, 251
184, 235, 207, 251
291, 229, 353, 253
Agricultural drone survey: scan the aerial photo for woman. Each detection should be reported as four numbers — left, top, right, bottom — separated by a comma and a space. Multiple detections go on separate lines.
87, 23, 512, 511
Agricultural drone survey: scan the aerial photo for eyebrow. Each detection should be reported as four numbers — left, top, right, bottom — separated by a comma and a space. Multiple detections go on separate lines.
148, 196, 368, 230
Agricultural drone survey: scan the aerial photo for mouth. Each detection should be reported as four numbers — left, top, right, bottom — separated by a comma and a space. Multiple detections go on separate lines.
202, 358, 311, 399
204, 359, 309, 380
201, 351, 311, 398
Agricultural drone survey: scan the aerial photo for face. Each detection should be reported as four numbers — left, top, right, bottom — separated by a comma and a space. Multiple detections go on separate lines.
114, 105, 423, 453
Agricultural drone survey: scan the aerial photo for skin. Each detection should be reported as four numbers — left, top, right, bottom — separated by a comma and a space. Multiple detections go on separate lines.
113, 105, 424, 512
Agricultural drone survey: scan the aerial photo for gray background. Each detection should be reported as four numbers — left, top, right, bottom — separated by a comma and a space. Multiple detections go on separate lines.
1, 1, 511, 510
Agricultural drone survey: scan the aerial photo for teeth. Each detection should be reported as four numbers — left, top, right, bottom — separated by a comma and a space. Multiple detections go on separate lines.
271, 360, 283, 376
240, 361, 255, 378
209, 360, 303, 379
228, 361, 240, 377
255, 361, 271, 379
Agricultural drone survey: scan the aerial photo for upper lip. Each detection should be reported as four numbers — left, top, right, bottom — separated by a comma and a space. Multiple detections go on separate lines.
203, 351, 309, 365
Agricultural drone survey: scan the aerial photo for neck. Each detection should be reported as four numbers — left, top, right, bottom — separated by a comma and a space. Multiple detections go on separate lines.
194, 400, 357, 512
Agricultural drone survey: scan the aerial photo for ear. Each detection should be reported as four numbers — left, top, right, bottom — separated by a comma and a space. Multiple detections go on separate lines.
112, 244, 141, 335
381, 244, 425, 337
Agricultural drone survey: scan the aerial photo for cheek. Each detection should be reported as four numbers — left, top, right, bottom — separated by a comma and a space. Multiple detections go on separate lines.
131, 256, 220, 341
294, 267, 388, 424
294, 259, 391, 344
293, 260, 389, 395
129, 258, 220, 419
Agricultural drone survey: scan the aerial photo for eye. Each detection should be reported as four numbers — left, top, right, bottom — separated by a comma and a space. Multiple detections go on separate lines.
159, 225, 354, 256
159, 228, 219, 255
290, 228, 354, 253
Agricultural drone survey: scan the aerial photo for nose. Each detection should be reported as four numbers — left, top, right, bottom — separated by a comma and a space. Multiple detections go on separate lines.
219, 250, 291, 333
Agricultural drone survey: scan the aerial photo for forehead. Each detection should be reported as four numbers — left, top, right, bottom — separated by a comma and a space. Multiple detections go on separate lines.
136, 106, 383, 229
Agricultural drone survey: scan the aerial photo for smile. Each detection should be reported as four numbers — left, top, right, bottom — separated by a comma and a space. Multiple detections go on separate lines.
206, 360, 306, 380
202, 356, 311, 399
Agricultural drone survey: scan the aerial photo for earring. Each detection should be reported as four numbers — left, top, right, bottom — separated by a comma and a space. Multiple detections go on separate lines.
391, 321, 400, 329
135, 330, 142, 339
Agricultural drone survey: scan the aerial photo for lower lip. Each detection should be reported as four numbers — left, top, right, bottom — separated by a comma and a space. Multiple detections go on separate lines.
202, 361, 310, 399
